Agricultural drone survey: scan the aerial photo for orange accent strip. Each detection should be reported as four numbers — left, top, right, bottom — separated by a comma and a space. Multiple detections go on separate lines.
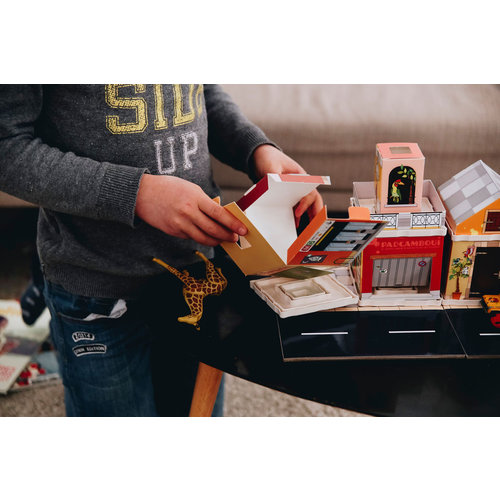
278, 174, 329, 184
287, 206, 327, 262
348, 206, 371, 221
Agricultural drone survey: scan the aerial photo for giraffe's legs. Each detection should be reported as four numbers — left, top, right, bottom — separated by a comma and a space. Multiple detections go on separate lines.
194, 251, 228, 291
177, 290, 204, 330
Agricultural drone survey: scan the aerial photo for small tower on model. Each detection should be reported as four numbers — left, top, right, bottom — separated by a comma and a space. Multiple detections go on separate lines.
375, 143, 425, 213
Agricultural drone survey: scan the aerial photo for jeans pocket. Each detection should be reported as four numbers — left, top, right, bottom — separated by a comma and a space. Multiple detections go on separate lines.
45, 281, 127, 325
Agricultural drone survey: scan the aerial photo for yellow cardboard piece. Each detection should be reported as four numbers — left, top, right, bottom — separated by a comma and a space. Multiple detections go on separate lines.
220, 202, 286, 275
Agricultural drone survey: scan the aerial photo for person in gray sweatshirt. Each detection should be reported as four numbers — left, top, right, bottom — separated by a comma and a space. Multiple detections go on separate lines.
0, 84, 322, 416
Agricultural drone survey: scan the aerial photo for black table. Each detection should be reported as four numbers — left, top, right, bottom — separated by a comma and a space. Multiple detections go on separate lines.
177, 256, 500, 417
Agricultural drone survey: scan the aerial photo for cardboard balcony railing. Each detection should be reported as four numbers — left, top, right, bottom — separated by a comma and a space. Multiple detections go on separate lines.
220, 174, 387, 317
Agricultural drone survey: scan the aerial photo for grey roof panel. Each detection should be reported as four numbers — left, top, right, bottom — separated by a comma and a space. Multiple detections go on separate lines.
468, 187, 493, 209
457, 166, 481, 188
439, 160, 500, 225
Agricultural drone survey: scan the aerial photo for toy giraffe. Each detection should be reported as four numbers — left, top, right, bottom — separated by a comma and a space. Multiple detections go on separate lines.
153, 251, 228, 331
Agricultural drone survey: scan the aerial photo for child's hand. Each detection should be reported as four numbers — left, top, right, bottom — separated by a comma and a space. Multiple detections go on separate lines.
136, 174, 247, 246
252, 145, 324, 225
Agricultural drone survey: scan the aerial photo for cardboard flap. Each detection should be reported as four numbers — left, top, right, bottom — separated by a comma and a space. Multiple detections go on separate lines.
287, 206, 328, 262
237, 174, 331, 211
348, 206, 371, 221
220, 202, 286, 276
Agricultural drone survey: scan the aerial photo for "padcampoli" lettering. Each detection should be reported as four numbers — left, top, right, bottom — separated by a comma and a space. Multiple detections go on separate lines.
377, 239, 440, 250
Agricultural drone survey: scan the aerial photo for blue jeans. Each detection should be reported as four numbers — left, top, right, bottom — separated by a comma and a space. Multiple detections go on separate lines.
44, 280, 224, 417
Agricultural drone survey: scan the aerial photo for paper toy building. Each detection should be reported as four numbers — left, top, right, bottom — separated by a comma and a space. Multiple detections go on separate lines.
220, 174, 387, 317
438, 160, 500, 303
375, 143, 425, 214
352, 178, 447, 306
221, 174, 386, 276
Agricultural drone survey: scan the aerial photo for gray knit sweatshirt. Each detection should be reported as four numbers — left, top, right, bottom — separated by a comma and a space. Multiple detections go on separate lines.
0, 84, 273, 298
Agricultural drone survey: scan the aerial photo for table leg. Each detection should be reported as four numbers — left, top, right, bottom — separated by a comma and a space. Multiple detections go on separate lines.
189, 362, 223, 417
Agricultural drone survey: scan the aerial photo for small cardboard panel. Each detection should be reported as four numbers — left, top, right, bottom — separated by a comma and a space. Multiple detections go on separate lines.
220, 202, 286, 276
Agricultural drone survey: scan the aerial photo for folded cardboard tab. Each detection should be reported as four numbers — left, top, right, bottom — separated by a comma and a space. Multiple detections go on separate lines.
221, 174, 386, 276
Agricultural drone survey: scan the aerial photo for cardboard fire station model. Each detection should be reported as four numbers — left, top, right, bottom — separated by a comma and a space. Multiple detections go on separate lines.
350, 142, 447, 307
220, 174, 387, 317
352, 179, 447, 307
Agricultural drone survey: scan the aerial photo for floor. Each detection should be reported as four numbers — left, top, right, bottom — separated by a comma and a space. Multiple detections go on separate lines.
0, 208, 366, 417
0, 374, 366, 417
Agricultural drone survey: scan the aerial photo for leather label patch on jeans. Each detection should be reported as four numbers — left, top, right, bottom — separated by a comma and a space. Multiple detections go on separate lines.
72, 331, 95, 343
72, 344, 107, 357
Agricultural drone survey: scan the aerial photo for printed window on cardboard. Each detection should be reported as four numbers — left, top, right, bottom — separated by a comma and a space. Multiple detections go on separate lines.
387, 166, 416, 206
484, 211, 500, 233
390, 146, 412, 154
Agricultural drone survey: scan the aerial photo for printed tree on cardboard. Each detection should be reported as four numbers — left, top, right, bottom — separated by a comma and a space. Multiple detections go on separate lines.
448, 247, 474, 299
388, 165, 416, 205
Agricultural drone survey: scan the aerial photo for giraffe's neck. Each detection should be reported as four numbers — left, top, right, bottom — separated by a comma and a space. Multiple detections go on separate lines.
153, 258, 194, 285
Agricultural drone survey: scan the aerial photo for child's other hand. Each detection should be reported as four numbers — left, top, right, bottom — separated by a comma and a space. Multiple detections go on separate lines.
252, 144, 324, 225
136, 174, 247, 246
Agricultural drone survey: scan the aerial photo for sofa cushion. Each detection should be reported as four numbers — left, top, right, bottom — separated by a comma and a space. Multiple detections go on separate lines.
212, 84, 500, 211
3, 85, 499, 212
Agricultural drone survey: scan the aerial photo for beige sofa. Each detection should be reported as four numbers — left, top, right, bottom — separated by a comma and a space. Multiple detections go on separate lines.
2, 84, 500, 212
212, 84, 500, 211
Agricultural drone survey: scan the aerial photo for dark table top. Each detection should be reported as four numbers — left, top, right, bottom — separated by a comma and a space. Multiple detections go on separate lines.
171, 255, 500, 417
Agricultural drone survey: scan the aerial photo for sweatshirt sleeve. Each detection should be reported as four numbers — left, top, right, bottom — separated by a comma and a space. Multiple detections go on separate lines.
204, 84, 279, 181
0, 85, 146, 227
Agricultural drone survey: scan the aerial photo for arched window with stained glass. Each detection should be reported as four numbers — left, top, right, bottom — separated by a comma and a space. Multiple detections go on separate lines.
387, 165, 416, 206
